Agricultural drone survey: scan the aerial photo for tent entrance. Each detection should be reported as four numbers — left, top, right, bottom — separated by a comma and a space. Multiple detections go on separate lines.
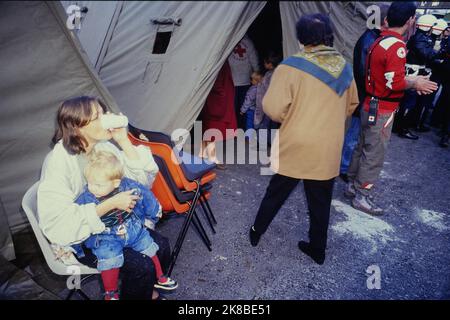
247, 1, 283, 68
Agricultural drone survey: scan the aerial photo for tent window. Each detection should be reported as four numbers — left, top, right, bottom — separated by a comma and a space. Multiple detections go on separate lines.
152, 32, 172, 54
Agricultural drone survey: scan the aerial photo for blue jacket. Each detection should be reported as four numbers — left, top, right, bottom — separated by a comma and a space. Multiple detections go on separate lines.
71, 177, 160, 258
353, 28, 381, 115
75, 177, 161, 225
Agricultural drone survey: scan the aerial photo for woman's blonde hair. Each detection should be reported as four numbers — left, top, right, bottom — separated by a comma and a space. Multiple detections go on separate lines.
84, 150, 124, 181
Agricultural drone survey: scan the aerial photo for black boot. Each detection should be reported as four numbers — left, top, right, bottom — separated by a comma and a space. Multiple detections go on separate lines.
298, 241, 325, 265
249, 226, 262, 247
398, 129, 419, 140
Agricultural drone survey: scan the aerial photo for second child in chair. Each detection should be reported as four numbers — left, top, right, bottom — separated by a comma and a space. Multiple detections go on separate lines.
240, 71, 263, 139
73, 150, 177, 300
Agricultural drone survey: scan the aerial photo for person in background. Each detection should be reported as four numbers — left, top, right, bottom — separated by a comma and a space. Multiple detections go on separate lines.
434, 34, 450, 147
254, 52, 283, 149
407, 18, 448, 133
340, 3, 390, 182
228, 34, 260, 129
345, 2, 438, 216
240, 71, 263, 140
249, 14, 359, 265
200, 61, 237, 169
430, 26, 450, 128
393, 14, 438, 140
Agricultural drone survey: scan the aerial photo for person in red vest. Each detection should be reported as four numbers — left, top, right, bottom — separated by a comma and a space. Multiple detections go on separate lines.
199, 61, 237, 169
345, 2, 438, 216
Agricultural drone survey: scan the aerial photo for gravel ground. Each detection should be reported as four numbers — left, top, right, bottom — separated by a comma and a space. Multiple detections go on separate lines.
11, 129, 450, 300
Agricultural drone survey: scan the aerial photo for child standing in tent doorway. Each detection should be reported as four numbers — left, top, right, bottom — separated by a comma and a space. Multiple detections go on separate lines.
72, 150, 178, 300
254, 52, 283, 148
199, 61, 237, 169
240, 71, 263, 140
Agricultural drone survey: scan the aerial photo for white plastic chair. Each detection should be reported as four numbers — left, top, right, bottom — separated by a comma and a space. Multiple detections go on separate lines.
21, 182, 99, 300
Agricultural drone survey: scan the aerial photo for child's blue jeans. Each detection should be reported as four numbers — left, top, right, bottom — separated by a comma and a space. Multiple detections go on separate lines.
84, 214, 159, 271
245, 109, 255, 139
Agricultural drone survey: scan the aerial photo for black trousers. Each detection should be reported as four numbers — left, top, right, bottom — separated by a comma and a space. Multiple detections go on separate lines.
253, 174, 335, 252
76, 229, 171, 300
438, 84, 450, 135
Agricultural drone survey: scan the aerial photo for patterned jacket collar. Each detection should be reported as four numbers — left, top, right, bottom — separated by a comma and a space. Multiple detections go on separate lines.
282, 45, 353, 96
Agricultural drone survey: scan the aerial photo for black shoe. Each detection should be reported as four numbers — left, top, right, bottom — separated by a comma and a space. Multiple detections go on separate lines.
249, 226, 261, 247
398, 129, 419, 140
439, 135, 449, 148
414, 125, 430, 133
298, 241, 325, 265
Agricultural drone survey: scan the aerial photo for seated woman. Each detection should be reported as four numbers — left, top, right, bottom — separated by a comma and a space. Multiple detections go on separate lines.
37, 96, 171, 300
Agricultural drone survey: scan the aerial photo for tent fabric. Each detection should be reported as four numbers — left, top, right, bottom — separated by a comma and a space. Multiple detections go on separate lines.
280, 1, 387, 63
0, 198, 15, 261
0, 1, 119, 258
60, 1, 124, 71
61, 1, 266, 134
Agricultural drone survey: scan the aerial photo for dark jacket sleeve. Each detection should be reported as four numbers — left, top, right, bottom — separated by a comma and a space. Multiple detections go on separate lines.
353, 29, 379, 103
407, 32, 438, 66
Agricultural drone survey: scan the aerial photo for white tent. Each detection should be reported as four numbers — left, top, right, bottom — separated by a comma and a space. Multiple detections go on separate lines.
60, 1, 266, 134
0, 0, 380, 264
60, 1, 378, 134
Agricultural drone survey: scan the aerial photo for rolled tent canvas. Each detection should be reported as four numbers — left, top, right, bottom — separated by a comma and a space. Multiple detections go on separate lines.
60, 1, 266, 134
0, 1, 119, 259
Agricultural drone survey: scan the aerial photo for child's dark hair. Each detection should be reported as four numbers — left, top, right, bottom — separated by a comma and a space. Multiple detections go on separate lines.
264, 52, 283, 68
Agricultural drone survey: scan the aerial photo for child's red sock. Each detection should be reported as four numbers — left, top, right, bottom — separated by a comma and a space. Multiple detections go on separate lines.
151, 255, 167, 283
101, 268, 120, 298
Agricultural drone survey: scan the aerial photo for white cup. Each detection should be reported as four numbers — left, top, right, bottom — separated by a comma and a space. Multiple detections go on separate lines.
100, 114, 128, 130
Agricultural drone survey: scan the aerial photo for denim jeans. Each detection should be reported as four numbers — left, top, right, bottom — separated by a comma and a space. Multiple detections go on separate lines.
75, 229, 171, 300
340, 115, 361, 174
85, 215, 159, 271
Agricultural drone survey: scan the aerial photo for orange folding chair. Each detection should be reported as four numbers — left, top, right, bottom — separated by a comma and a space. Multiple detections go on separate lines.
151, 154, 213, 276
128, 128, 218, 233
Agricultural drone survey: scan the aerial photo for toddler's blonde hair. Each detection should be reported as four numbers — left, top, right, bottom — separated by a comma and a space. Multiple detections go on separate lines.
84, 150, 124, 181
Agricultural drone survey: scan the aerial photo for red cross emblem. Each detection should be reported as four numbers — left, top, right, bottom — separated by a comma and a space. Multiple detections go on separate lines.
233, 44, 247, 58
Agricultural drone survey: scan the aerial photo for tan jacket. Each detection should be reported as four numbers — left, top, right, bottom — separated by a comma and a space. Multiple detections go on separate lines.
263, 63, 359, 180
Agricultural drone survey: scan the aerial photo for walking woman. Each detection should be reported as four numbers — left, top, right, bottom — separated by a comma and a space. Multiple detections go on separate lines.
249, 14, 359, 265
